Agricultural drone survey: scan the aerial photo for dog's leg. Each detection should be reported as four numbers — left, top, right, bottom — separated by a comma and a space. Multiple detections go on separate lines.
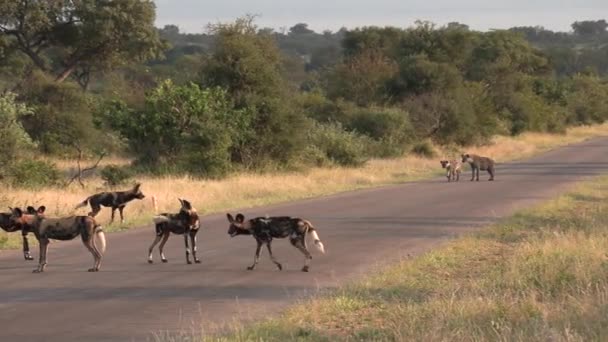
266, 241, 282, 271
190, 230, 201, 264
118, 206, 125, 223
110, 207, 116, 223
183, 232, 192, 264
291, 237, 312, 272
82, 235, 101, 272
34, 238, 49, 273
159, 232, 170, 263
22, 231, 33, 260
148, 234, 162, 264
247, 240, 263, 270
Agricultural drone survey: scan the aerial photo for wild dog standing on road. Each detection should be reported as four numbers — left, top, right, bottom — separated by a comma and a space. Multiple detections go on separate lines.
148, 199, 201, 264
9, 206, 106, 273
462, 153, 495, 181
0, 210, 34, 260
440, 159, 462, 182
226, 213, 325, 272
75, 183, 145, 223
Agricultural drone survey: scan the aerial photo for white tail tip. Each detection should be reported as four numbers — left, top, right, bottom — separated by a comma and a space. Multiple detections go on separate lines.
310, 230, 325, 254
315, 240, 325, 254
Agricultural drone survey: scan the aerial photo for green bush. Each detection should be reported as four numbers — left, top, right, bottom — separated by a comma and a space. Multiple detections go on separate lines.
98, 81, 238, 178
100, 165, 133, 187
0, 92, 34, 176
18, 71, 102, 154
411, 141, 437, 158
307, 121, 371, 167
348, 107, 415, 158
8, 160, 60, 188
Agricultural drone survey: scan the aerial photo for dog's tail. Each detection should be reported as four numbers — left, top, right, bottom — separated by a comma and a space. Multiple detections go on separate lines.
304, 220, 325, 254
75, 197, 90, 210
95, 226, 106, 254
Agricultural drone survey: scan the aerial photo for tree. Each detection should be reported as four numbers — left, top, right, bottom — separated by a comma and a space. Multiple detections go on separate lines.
201, 16, 307, 167
0, 0, 165, 88
290, 23, 314, 35
99, 80, 239, 177
572, 20, 608, 36
326, 50, 398, 106
0, 92, 34, 175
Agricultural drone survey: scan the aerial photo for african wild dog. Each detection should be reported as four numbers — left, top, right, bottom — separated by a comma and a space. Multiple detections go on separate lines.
75, 183, 145, 223
440, 159, 462, 182
0, 210, 34, 260
462, 153, 495, 181
9, 206, 106, 273
226, 213, 325, 272
148, 199, 201, 264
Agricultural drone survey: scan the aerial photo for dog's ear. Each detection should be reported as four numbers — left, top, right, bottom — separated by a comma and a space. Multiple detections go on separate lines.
181, 199, 192, 210
37, 206, 46, 214
226, 213, 234, 223
12, 207, 23, 218
26, 206, 36, 214
133, 183, 142, 191
235, 213, 245, 223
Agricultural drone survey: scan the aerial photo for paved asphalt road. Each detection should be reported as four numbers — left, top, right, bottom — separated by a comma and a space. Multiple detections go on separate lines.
1, 137, 608, 341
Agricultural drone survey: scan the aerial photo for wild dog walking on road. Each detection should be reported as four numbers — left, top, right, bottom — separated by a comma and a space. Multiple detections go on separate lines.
1, 210, 34, 260
75, 183, 145, 223
9, 206, 106, 273
462, 153, 496, 181
440, 159, 462, 182
148, 199, 201, 264
226, 213, 325, 272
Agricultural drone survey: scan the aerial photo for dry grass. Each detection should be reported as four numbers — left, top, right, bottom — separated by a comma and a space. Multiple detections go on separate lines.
188, 175, 608, 342
2, 123, 608, 251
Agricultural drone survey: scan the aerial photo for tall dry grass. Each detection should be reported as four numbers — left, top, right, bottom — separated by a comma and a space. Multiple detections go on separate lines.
2, 123, 608, 251
187, 175, 608, 342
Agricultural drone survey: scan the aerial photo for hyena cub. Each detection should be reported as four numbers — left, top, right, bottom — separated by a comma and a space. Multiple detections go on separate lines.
461, 153, 495, 181
440, 159, 462, 182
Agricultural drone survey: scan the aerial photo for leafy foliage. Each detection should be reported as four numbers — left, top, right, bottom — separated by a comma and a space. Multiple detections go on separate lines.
0, 92, 34, 169
201, 16, 307, 168
100, 165, 133, 187
99, 80, 239, 177
7, 160, 60, 188
0, 0, 165, 87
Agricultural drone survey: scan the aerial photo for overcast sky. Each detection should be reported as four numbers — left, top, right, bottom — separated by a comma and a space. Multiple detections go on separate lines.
154, 0, 607, 33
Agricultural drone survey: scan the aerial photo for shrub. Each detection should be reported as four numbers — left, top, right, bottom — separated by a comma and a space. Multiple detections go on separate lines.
100, 165, 133, 187
411, 141, 437, 158
98, 81, 238, 178
348, 107, 415, 158
307, 121, 371, 167
18, 71, 102, 154
8, 160, 60, 188
0, 92, 34, 176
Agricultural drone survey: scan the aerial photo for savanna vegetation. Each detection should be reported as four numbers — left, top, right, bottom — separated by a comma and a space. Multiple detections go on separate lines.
164, 175, 608, 341
1, 2, 608, 225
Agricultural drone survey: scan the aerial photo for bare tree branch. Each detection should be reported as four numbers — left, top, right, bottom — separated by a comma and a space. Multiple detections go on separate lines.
66, 146, 106, 188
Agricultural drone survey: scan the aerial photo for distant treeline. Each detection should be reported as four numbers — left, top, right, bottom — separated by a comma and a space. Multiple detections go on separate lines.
0, 1, 607, 184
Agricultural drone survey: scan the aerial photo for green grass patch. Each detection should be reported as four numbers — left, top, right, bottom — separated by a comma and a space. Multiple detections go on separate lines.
177, 175, 608, 341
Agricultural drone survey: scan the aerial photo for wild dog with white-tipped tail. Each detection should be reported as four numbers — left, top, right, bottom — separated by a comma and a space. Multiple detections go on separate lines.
8, 206, 106, 273
226, 213, 325, 272
148, 199, 201, 264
